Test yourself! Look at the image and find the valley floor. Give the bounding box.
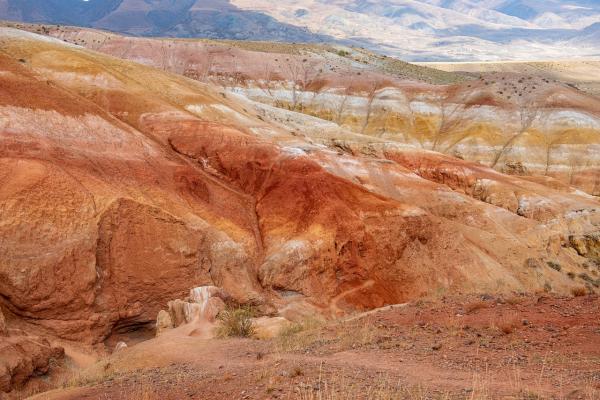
[26,294,600,400]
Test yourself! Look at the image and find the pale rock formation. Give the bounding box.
[113,341,128,353]
[156,287,228,336]
[155,310,174,336]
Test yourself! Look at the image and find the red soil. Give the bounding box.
[30,294,600,400]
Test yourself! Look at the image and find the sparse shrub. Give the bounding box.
[276,317,325,352]
[567,272,576,279]
[579,273,596,285]
[505,295,523,305]
[497,314,519,335]
[215,306,255,338]
[290,365,304,377]
[279,322,305,338]
[465,300,488,314]
[571,286,587,297]
[547,261,561,272]
[499,322,515,335]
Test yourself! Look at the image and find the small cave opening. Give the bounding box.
[104,318,156,352]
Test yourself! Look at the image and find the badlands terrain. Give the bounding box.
[0,22,599,399]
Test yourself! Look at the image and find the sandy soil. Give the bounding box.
[29,294,600,400]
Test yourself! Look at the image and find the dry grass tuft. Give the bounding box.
[505,295,524,306]
[275,317,325,352]
[571,286,587,297]
[294,372,407,400]
[496,313,520,335]
[465,300,489,314]
[216,306,255,338]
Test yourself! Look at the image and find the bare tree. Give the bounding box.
[541,130,564,176]
[375,105,393,137]
[334,86,353,125]
[566,153,590,186]
[199,51,215,83]
[284,57,322,111]
[491,97,542,169]
[430,90,474,152]
[361,80,384,134]
[182,51,214,83]
[211,54,245,90]
[256,61,278,101]
[335,91,350,125]
[394,89,420,146]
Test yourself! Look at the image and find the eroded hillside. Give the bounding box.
[0,27,599,396]
[15,22,600,196]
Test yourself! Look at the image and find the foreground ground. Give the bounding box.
[24,294,600,400]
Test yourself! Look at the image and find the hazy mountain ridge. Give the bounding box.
[0,0,331,42]
[0,0,600,61]
[229,0,600,60]
[1,0,599,60]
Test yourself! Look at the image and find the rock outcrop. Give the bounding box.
[156,286,228,336]
[0,334,64,393]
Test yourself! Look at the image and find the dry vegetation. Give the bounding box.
[19,294,600,400]
[215,306,255,338]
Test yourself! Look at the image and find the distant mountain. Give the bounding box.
[1,0,599,61]
[227,0,600,60]
[0,0,330,42]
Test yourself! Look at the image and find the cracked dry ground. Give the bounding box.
[34,294,600,400]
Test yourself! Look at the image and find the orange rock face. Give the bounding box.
[0,28,599,392]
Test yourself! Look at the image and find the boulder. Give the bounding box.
[0,335,64,392]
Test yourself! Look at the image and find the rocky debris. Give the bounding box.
[0,334,64,393]
[156,287,228,336]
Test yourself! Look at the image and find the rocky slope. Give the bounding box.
[0,27,599,394]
